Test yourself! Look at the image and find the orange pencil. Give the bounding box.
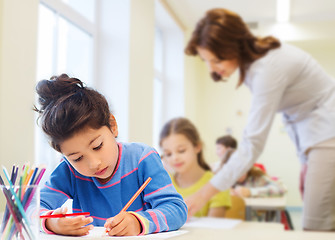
[121,177,152,212]
[105,177,152,233]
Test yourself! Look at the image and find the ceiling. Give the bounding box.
[164,0,335,30]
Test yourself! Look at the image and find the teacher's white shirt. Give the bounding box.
[211,43,335,191]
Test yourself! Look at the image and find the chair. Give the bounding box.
[225,195,246,220]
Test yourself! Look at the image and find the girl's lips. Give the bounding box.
[174,163,184,168]
[95,167,108,176]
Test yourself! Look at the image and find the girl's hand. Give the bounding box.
[45,207,94,236]
[104,212,141,236]
[234,186,251,197]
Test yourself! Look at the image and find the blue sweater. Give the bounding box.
[40,142,187,234]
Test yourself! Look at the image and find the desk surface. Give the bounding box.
[244,196,287,210]
[175,227,335,240]
[2,213,334,240]
[39,219,334,240]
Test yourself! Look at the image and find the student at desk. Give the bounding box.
[219,150,287,223]
[33,74,187,236]
[231,164,286,198]
[216,150,286,198]
[159,117,231,218]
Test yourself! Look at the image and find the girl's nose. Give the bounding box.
[89,157,102,170]
[171,153,178,161]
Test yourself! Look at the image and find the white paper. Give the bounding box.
[82,227,188,239]
[41,227,187,239]
[183,217,241,229]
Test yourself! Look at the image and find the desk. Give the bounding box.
[244,196,287,222]
[40,220,284,239]
[1,214,334,240]
[174,227,335,240]
[39,221,335,240]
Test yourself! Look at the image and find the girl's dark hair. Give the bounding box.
[216,135,237,149]
[214,148,235,174]
[159,117,211,171]
[185,8,281,86]
[33,74,111,152]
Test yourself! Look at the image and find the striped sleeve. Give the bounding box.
[135,147,187,234]
[40,161,74,212]
[39,210,55,234]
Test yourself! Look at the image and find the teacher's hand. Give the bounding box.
[233,186,251,198]
[185,183,220,217]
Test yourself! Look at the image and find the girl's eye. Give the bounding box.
[93,142,103,151]
[73,156,83,162]
[179,149,186,153]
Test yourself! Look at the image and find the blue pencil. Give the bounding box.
[28,167,39,185]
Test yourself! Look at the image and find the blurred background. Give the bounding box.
[1,1,335,224]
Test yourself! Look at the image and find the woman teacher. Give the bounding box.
[185,8,335,231]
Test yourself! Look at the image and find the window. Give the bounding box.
[153,1,185,151]
[35,0,95,182]
[153,28,164,150]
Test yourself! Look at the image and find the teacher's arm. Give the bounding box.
[185,182,220,217]
[186,62,288,216]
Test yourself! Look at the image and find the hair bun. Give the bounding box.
[36,73,85,111]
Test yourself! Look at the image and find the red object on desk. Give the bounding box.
[253,163,266,173]
[40,212,90,219]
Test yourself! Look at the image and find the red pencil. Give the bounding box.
[40,212,90,219]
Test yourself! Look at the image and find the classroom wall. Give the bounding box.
[128,0,155,144]
[183,30,204,122]
[183,24,335,207]
[0,0,39,210]
[95,0,155,145]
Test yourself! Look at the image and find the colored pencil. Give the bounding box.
[40,212,91,219]
[23,168,45,213]
[0,175,24,237]
[2,166,35,239]
[1,166,18,232]
[121,177,152,212]
[1,165,45,240]
[105,177,152,234]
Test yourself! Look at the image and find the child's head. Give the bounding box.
[34,74,119,181]
[215,135,237,159]
[159,117,211,174]
[236,166,265,184]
